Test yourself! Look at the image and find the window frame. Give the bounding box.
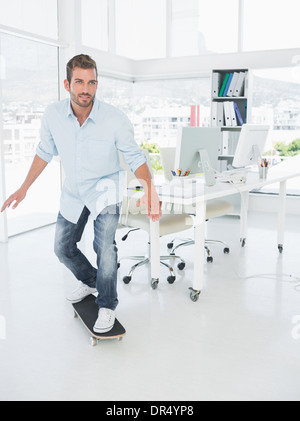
[0,0,61,242]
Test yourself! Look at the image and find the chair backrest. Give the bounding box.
[160,147,176,182]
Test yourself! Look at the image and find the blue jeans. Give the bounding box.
[54,204,120,310]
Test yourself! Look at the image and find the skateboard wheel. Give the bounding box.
[90,337,98,347]
[224,247,230,254]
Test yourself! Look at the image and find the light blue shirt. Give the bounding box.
[36,98,146,223]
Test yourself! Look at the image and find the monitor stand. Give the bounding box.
[249,144,261,165]
[198,149,216,187]
[231,144,262,171]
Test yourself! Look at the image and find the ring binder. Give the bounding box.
[211,69,251,171]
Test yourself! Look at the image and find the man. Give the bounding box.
[1,54,161,333]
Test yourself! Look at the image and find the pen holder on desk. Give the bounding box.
[259,165,269,179]
[171,169,191,178]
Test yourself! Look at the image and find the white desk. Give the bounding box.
[151,165,300,301]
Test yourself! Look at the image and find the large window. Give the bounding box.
[171,0,239,56]
[98,75,210,178]
[1,33,60,236]
[243,0,300,51]
[98,76,134,119]
[81,0,109,51]
[0,0,58,39]
[252,67,300,195]
[99,76,211,146]
[82,0,299,58]
[131,78,211,146]
[115,0,167,60]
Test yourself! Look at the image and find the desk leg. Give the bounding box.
[189,199,206,302]
[240,191,249,247]
[278,180,287,254]
[150,219,160,289]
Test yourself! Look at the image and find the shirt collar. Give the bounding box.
[87,98,98,123]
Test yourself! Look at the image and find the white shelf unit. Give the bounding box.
[211,68,252,170]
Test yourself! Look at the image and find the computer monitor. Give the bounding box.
[174,127,222,175]
[232,124,270,168]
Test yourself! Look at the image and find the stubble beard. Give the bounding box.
[71,91,96,109]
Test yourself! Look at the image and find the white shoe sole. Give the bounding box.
[66,289,97,303]
[93,324,114,334]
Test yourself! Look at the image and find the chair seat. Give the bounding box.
[206,199,234,219]
[179,199,233,219]
[120,212,193,237]
[119,199,232,236]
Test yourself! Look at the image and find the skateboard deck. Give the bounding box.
[72,295,126,346]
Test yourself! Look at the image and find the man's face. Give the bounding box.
[64,67,98,109]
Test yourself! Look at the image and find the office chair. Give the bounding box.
[118,150,194,289]
[160,147,232,262]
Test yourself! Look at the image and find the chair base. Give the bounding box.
[118,253,186,287]
[167,238,230,263]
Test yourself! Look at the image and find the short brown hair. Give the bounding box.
[66,54,98,84]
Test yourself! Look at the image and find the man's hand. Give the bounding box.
[1,154,48,213]
[1,188,27,212]
[134,162,162,222]
[137,184,161,222]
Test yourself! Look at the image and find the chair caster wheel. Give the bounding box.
[151,279,159,289]
[167,275,176,284]
[224,247,230,254]
[123,276,132,284]
[278,245,283,254]
[167,242,174,250]
[189,288,201,302]
[207,256,213,263]
[177,262,185,270]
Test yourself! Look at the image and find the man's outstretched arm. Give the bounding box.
[1,154,48,212]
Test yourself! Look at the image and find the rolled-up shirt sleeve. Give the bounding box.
[115,112,147,174]
[36,108,58,163]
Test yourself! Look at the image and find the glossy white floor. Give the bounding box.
[0,211,300,401]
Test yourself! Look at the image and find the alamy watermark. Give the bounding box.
[0,315,6,340]
[94,172,202,221]
[0,55,6,80]
[291,315,300,340]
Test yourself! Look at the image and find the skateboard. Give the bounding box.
[72,295,126,346]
